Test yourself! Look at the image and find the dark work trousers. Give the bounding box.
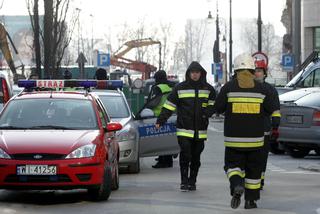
[261,134,270,187]
[178,137,205,185]
[158,155,173,165]
[224,147,264,201]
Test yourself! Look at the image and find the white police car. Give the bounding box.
[92,81,179,173]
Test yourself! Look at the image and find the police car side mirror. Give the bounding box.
[106,122,122,132]
[140,108,155,119]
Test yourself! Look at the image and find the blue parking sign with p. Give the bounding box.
[282,54,294,71]
[97,53,110,67]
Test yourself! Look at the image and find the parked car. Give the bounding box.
[93,87,179,173]
[0,79,122,201]
[278,90,320,158]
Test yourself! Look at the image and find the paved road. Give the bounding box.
[0,119,320,214]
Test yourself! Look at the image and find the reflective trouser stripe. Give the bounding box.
[176,129,207,139]
[272,110,281,117]
[224,136,264,148]
[208,100,215,105]
[261,172,265,180]
[199,93,209,98]
[245,178,261,189]
[227,168,245,179]
[224,141,264,148]
[202,103,208,107]
[176,129,194,138]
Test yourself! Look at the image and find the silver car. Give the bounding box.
[278,90,320,158]
[94,90,179,173]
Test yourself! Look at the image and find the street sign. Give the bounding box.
[97,52,110,68]
[282,53,294,72]
[212,63,223,80]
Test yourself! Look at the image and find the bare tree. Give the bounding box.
[27,0,77,78]
[27,0,41,77]
[241,19,282,76]
[158,21,172,71]
[182,19,208,68]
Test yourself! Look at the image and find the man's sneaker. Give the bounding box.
[180,184,189,192]
[188,184,196,191]
[244,200,258,209]
[230,186,244,209]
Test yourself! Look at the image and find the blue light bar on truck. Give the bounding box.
[18,80,123,89]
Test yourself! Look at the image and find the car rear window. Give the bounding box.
[0,98,98,129]
[99,95,130,118]
[295,92,320,107]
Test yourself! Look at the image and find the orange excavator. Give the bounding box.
[0,23,24,82]
[110,38,161,80]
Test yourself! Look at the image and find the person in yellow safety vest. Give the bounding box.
[254,59,281,190]
[213,53,279,209]
[145,70,176,168]
[156,62,216,191]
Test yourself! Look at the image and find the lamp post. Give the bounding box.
[229,0,233,79]
[208,0,220,83]
[75,8,81,56]
[90,14,94,65]
[257,0,262,52]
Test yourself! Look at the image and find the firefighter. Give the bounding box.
[63,69,72,79]
[156,61,216,191]
[254,59,281,190]
[213,53,279,209]
[145,70,176,168]
[95,68,107,80]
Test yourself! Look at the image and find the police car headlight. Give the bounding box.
[65,144,96,159]
[116,126,136,142]
[0,148,11,159]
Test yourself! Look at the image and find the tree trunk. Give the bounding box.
[33,0,41,78]
[43,0,53,78]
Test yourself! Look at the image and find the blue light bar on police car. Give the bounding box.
[96,80,123,89]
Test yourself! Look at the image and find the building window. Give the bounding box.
[314,27,320,52]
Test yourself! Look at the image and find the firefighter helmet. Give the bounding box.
[254,59,268,77]
[234,53,255,71]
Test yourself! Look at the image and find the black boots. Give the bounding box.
[180,167,189,192]
[188,169,198,191]
[231,186,244,209]
[245,200,258,209]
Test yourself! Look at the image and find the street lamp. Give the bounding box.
[257,0,262,52]
[75,8,81,56]
[207,0,220,83]
[90,14,94,65]
[229,0,233,79]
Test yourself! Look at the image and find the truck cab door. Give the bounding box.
[134,108,179,157]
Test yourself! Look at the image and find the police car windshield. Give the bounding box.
[0,99,98,130]
[99,95,130,118]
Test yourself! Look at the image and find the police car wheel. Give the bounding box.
[88,164,112,201]
[128,158,140,174]
[111,159,119,190]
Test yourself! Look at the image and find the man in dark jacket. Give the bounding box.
[156,61,216,191]
[214,53,279,209]
[145,70,176,168]
[254,59,281,190]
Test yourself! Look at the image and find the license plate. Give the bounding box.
[286,115,303,124]
[17,165,57,175]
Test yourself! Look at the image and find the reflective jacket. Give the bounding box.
[214,72,278,150]
[157,61,216,140]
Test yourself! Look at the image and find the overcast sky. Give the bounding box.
[1,0,286,38]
